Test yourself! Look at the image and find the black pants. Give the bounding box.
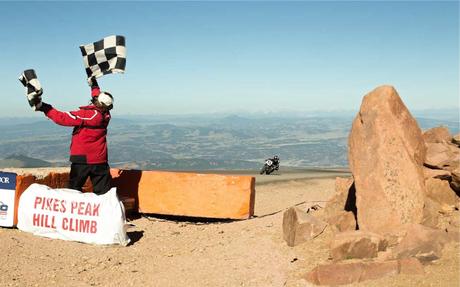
[69,163,111,195]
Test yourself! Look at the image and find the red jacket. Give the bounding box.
[44,87,111,164]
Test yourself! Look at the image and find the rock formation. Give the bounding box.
[302,85,460,285]
[422,126,460,193]
[282,85,460,285]
[348,85,426,234]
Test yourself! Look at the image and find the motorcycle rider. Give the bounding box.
[272,155,280,170]
[260,155,280,175]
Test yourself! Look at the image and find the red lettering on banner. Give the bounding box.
[60,200,66,213]
[32,213,56,229]
[71,202,78,214]
[90,221,97,233]
[78,202,85,215]
[44,214,56,229]
[34,197,43,209]
[70,201,100,216]
[62,217,69,230]
[33,213,40,226]
[50,215,56,228]
[80,219,89,232]
[61,217,98,234]
[53,200,59,212]
[84,204,92,216]
[34,197,68,213]
[46,198,53,210]
[92,204,100,217]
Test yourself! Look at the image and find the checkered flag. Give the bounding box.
[18,69,43,111]
[80,35,126,80]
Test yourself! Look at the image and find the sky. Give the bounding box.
[0,1,458,117]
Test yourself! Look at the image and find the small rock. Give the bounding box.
[424,143,453,168]
[330,231,387,261]
[392,224,448,264]
[425,178,458,206]
[328,211,356,232]
[305,260,399,285]
[323,177,354,220]
[452,133,460,146]
[450,167,460,193]
[423,127,452,144]
[283,207,327,247]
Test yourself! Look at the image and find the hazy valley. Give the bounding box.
[0,109,458,170]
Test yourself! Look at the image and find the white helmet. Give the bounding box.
[97,92,114,109]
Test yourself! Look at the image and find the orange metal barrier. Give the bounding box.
[12,169,255,225]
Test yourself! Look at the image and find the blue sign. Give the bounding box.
[0,172,16,190]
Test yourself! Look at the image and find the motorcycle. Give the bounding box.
[260,158,279,175]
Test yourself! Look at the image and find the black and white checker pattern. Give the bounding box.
[18,69,43,110]
[80,35,126,80]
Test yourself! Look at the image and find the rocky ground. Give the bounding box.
[0,169,458,287]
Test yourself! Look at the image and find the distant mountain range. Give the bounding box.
[0,110,457,170]
[0,154,52,168]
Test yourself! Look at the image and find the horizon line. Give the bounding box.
[0,107,458,119]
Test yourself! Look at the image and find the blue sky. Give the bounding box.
[1,1,458,117]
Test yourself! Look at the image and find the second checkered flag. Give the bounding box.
[80,35,126,81]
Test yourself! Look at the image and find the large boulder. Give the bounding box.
[348,86,426,235]
[282,207,327,247]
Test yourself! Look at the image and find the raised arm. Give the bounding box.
[88,77,101,97]
[40,103,84,127]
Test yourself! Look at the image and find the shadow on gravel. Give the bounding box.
[127,230,144,246]
[141,213,237,225]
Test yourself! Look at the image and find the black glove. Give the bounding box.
[36,102,52,113]
[87,76,99,88]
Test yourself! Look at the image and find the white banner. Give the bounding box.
[18,183,130,246]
